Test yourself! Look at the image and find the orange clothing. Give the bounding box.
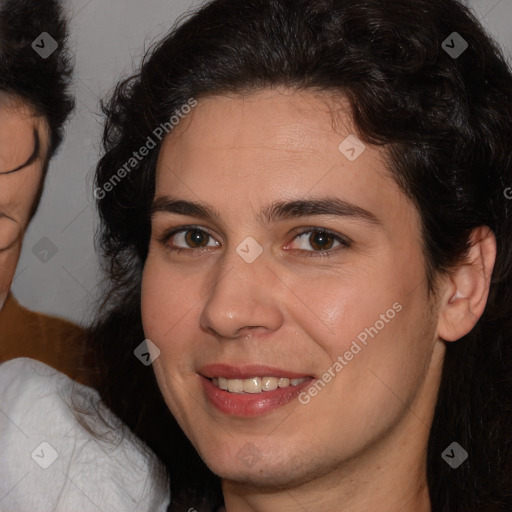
[0,293,97,386]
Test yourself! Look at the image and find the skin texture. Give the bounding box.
[141,88,495,512]
[0,99,48,310]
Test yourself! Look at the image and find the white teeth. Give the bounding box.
[261,376,279,391]
[227,379,244,393]
[278,378,290,388]
[243,377,261,393]
[211,376,306,393]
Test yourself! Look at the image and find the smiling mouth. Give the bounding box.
[210,376,308,394]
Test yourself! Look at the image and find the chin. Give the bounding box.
[201,443,322,490]
[214,463,299,489]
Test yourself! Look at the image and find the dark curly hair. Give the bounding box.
[90,1,512,511]
[0,0,74,158]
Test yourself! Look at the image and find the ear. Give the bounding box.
[437,226,496,342]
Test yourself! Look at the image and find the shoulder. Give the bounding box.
[0,295,97,386]
[0,358,171,512]
[0,293,83,337]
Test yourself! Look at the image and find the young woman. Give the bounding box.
[91,0,512,511]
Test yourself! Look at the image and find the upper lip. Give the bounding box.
[199,363,312,380]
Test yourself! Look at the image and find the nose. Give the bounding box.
[199,245,284,340]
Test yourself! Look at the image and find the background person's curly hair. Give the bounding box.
[90,0,512,510]
[0,0,74,159]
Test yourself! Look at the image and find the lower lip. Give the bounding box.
[201,376,313,417]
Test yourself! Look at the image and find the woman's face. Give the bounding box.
[0,101,48,309]
[142,89,445,489]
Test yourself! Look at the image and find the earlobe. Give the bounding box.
[437,226,496,342]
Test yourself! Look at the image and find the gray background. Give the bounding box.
[11,0,512,326]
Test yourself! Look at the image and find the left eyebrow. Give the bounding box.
[259,198,382,227]
[0,128,40,175]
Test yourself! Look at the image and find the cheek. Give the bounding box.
[291,254,417,358]
[141,258,170,340]
[328,287,433,413]
[141,252,200,351]
[293,252,431,408]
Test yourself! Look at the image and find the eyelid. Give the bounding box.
[0,239,18,252]
[0,218,22,251]
[290,226,352,243]
[0,128,40,175]
[158,224,221,247]
[284,226,352,254]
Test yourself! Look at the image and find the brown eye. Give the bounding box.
[185,229,210,248]
[289,228,350,255]
[164,227,219,252]
[309,231,335,251]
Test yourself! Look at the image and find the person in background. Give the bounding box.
[0,0,95,385]
[0,2,171,510]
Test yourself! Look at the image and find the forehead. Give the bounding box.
[156,89,389,197]
[164,89,351,152]
[154,89,419,242]
[156,90,361,191]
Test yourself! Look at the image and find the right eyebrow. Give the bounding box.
[151,196,222,220]
[0,128,40,175]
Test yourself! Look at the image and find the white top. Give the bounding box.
[0,358,171,511]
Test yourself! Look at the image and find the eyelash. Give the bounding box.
[158,225,351,258]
